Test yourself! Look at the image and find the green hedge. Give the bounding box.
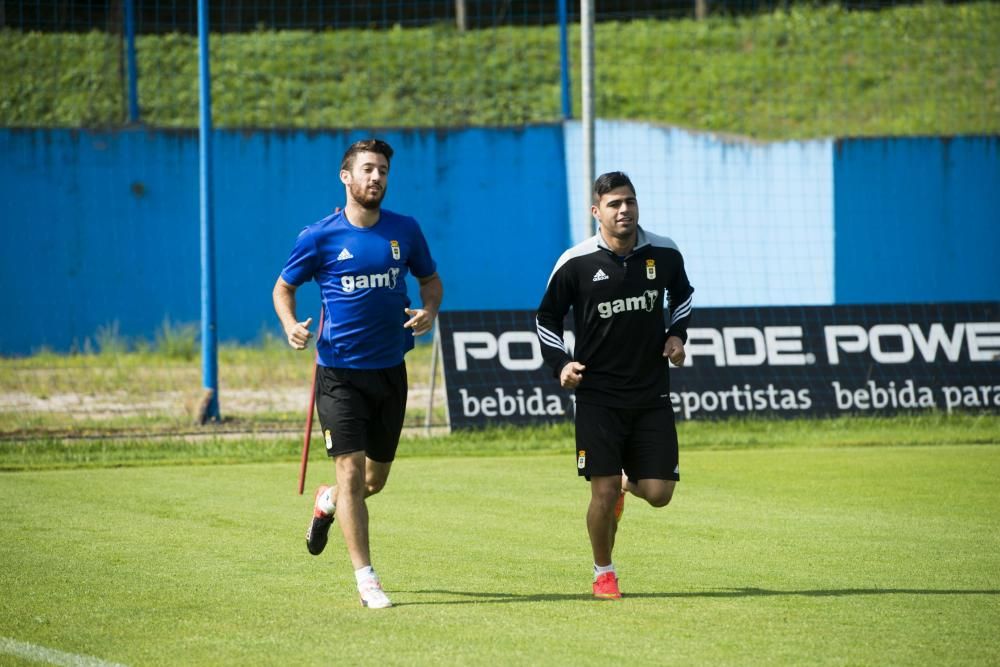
[1,3,998,139]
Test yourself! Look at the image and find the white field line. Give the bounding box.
[0,637,128,667]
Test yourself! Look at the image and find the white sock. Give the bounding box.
[355,566,376,586]
[594,563,616,580]
[317,487,336,515]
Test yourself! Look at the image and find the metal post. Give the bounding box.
[558,0,571,120]
[581,0,595,239]
[198,0,220,422]
[124,0,139,122]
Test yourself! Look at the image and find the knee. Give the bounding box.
[634,479,675,508]
[598,489,620,510]
[591,481,622,512]
[365,478,387,496]
[335,462,366,497]
[646,488,674,508]
[339,474,366,497]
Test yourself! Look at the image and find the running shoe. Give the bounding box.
[305,485,334,556]
[593,572,622,600]
[358,576,393,609]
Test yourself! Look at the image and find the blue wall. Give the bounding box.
[833,136,1000,304]
[1,126,997,356]
[1,129,202,353]
[565,121,835,306]
[0,127,569,354]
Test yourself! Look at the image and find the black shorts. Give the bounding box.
[574,403,680,482]
[315,363,407,463]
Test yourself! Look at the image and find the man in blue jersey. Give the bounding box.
[272,139,443,609]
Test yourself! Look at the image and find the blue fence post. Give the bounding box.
[198,0,220,422]
[558,0,572,119]
[124,0,140,122]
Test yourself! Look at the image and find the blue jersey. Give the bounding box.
[280,208,437,369]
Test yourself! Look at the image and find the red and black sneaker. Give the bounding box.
[305,485,335,556]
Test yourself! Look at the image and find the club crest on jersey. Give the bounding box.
[390,240,401,260]
[646,259,656,279]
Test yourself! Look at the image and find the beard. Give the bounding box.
[350,181,386,210]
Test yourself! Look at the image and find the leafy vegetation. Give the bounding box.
[2,3,998,138]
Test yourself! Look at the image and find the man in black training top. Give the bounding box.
[536,171,694,599]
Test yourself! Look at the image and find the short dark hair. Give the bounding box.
[592,171,636,204]
[341,139,394,172]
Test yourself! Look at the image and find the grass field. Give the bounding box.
[2,442,1000,665]
[3,344,999,664]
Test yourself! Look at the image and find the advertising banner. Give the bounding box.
[438,303,1000,429]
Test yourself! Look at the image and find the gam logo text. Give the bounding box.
[596,290,660,319]
[341,268,400,293]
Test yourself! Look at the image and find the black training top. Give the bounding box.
[535,226,694,409]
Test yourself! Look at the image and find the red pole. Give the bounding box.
[297,306,324,495]
[297,206,338,496]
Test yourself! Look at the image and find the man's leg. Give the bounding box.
[623,406,678,508]
[333,454,393,568]
[589,474,625,599]
[334,451,372,569]
[334,453,395,608]
[364,457,393,498]
[624,478,676,508]
[588,475,623,567]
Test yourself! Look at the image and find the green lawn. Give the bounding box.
[2,445,999,665]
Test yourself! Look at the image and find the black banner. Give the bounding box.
[439,303,1000,429]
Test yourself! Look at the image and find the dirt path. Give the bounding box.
[0,386,445,420]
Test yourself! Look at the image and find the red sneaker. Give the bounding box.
[593,572,622,599]
[305,485,334,556]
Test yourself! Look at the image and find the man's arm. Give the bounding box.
[663,253,694,366]
[272,277,313,350]
[403,272,443,336]
[663,336,686,366]
[536,263,576,383]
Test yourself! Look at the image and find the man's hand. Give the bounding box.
[403,308,435,336]
[285,317,313,350]
[663,335,685,366]
[560,361,586,389]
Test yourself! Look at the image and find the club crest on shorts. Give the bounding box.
[646,259,656,280]
[390,240,401,260]
[577,450,586,469]
[324,429,333,450]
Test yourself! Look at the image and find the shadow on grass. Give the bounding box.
[395,587,1000,606]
